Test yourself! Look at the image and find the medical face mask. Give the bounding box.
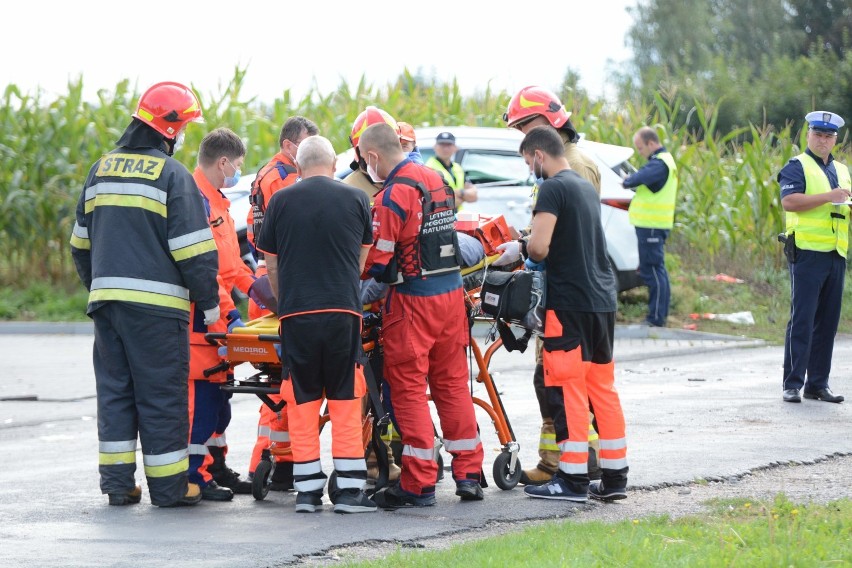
[533,155,548,182]
[367,155,384,184]
[223,159,241,188]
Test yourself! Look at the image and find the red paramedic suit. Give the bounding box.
[363,158,484,497]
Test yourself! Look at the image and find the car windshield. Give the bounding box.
[419,148,532,186]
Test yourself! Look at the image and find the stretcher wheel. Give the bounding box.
[436,452,444,483]
[493,451,522,490]
[328,472,339,496]
[253,460,272,500]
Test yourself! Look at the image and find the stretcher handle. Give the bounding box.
[203,361,230,378]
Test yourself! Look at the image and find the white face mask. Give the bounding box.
[367,155,384,184]
[533,154,547,181]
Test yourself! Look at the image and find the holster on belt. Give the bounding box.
[778,231,797,264]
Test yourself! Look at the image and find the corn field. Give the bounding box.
[0,69,849,287]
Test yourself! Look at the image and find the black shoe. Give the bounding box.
[332,489,377,514]
[783,389,802,403]
[803,388,844,403]
[201,481,234,501]
[108,485,142,506]
[372,483,436,509]
[269,462,294,492]
[589,481,627,502]
[295,492,323,513]
[455,480,484,501]
[212,465,252,494]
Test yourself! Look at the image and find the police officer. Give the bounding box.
[424,131,478,205]
[622,126,679,328]
[70,82,219,507]
[778,111,849,404]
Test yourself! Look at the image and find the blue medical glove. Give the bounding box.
[525,258,546,271]
[226,309,244,333]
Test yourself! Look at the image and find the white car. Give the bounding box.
[225,126,642,292]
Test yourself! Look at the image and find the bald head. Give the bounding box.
[358,123,406,182]
[295,135,337,179]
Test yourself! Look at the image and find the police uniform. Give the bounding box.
[778,111,849,403]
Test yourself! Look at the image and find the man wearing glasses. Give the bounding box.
[778,111,849,404]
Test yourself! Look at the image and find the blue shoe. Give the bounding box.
[524,476,587,502]
[589,481,627,502]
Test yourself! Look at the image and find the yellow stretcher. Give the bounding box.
[205,253,525,497]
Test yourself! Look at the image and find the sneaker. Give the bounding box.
[589,481,627,502]
[295,492,323,513]
[158,483,202,508]
[524,477,588,502]
[372,483,436,509]
[108,485,142,506]
[200,481,234,502]
[332,489,377,514]
[455,480,484,501]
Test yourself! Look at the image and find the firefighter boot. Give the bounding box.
[520,418,559,486]
[208,446,252,494]
[269,461,294,492]
[366,441,401,484]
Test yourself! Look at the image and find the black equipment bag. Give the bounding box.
[480,269,545,352]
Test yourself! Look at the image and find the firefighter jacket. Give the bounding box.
[785,153,851,258]
[364,159,462,297]
[246,151,299,249]
[70,121,219,321]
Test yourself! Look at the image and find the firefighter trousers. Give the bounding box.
[93,303,190,506]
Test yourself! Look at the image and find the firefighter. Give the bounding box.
[188,128,275,499]
[255,135,376,513]
[245,116,319,491]
[359,123,485,508]
[498,85,603,486]
[778,111,848,404]
[516,126,628,502]
[343,106,401,200]
[70,82,218,507]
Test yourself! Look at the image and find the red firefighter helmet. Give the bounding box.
[349,106,399,150]
[503,85,571,129]
[132,81,204,138]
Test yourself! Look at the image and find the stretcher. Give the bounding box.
[206,226,525,496]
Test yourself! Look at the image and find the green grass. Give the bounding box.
[343,496,851,567]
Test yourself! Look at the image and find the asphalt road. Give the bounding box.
[1,324,849,567]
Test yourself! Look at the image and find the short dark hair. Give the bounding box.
[198,128,246,167]
[519,125,564,158]
[279,116,319,147]
[635,126,660,145]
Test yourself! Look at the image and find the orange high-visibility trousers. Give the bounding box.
[542,309,628,493]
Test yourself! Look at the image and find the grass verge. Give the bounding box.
[343,495,851,567]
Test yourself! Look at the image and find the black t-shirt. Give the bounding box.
[256,176,372,318]
[533,169,617,312]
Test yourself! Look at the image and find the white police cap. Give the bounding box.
[805,111,845,133]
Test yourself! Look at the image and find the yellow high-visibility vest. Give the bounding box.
[785,153,851,258]
[628,151,678,229]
